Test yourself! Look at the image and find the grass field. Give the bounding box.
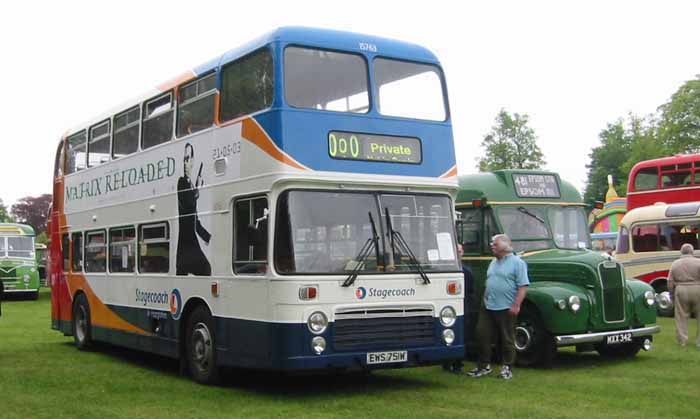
[0,290,698,419]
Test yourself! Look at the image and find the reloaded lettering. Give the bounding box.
[65,157,176,202]
[367,287,416,299]
[135,288,169,306]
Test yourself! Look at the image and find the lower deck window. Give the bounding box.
[85,231,106,272]
[109,227,135,273]
[139,223,169,273]
[233,196,268,274]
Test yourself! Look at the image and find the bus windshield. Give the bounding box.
[496,206,589,252]
[275,191,459,274]
[548,207,590,249]
[3,236,35,258]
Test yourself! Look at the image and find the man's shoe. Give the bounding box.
[497,365,513,380]
[466,365,492,378]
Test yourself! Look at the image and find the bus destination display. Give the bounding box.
[328,131,421,164]
[512,174,561,198]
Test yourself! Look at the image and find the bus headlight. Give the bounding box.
[311,336,326,354]
[440,306,457,327]
[442,329,455,346]
[23,274,30,282]
[556,299,567,310]
[568,295,581,313]
[307,311,328,335]
[644,291,656,307]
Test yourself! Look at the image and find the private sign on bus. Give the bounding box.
[47,27,464,384]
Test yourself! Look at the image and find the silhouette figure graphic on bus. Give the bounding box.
[176,142,212,276]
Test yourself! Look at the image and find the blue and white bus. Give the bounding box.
[49,27,463,383]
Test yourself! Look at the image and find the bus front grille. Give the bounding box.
[333,305,435,351]
[599,263,625,322]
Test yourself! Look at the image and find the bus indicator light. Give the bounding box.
[446,281,461,296]
[299,286,318,301]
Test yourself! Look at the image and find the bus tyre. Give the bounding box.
[515,307,556,367]
[72,293,93,350]
[185,306,220,385]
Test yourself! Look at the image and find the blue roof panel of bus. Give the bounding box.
[198,26,441,75]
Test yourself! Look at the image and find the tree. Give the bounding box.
[0,198,11,222]
[477,109,546,172]
[584,114,665,203]
[10,194,52,235]
[658,76,700,153]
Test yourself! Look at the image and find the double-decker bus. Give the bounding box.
[0,223,40,300]
[48,27,464,383]
[456,171,659,365]
[614,201,700,316]
[627,154,700,211]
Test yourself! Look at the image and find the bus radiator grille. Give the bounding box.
[599,263,625,322]
[333,305,435,351]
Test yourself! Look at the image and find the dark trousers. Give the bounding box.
[476,306,516,367]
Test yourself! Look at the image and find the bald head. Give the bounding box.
[680,243,694,256]
[490,234,514,258]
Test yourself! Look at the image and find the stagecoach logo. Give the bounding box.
[356,287,417,300]
[170,289,182,320]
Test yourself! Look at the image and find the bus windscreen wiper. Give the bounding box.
[342,212,380,287]
[517,206,545,224]
[384,208,430,285]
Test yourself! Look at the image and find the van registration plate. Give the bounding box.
[366,351,408,365]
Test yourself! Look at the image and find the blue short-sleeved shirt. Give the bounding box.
[484,254,530,310]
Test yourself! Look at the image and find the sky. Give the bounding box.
[1,0,699,208]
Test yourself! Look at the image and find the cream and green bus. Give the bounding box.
[0,223,40,299]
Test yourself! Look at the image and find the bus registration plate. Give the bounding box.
[366,350,408,365]
[606,332,632,345]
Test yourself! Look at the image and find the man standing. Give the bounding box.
[668,243,700,347]
[468,234,529,380]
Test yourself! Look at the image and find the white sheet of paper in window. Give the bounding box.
[436,232,455,260]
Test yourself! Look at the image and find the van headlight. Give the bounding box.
[440,306,457,327]
[568,295,581,313]
[644,290,656,307]
[307,311,328,335]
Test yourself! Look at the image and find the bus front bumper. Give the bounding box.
[555,325,661,347]
[280,345,465,371]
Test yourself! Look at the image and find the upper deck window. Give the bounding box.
[374,58,446,121]
[661,171,692,188]
[142,92,174,150]
[220,48,273,122]
[88,120,111,167]
[66,131,87,174]
[284,47,369,113]
[633,167,658,191]
[177,73,216,137]
[113,106,140,159]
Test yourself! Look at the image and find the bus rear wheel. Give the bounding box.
[185,306,220,385]
[72,293,93,350]
[515,307,556,367]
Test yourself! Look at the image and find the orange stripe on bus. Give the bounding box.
[440,165,458,178]
[66,273,150,336]
[241,118,309,171]
[158,71,196,92]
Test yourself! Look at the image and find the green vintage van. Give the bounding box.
[0,223,40,300]
[457,171,659,365]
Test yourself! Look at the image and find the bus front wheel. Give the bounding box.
[185,306,220,385]
[72,293,93,350]
[515,307,556,367]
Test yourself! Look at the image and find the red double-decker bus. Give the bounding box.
[626,154,700,211]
